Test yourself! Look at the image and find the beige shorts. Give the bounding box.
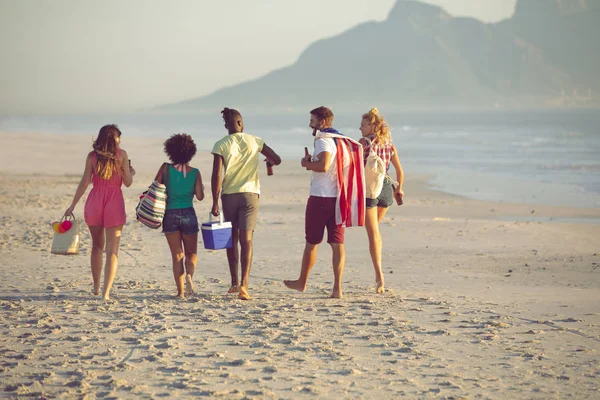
[221,193,259,230]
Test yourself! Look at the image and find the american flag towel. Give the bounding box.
[316,130,366,227]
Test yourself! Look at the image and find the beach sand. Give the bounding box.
[1,132,599,398]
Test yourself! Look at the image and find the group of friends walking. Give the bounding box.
[64,106,404,301]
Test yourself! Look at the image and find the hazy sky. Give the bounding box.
[0,0,516,114]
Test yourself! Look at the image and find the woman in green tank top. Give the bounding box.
[154,134,205,298]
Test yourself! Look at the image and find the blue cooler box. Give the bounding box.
[201,214,233,250]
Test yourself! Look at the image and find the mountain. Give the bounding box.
[157,0,600,114]
[503,0,600,89]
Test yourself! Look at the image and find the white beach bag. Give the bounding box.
[364,137,386,199]
[51,214,81,255]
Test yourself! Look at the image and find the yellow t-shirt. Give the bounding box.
[211,132,265,195]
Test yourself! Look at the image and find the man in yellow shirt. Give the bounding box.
[211,107,281,300]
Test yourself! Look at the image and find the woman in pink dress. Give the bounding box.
[64,125,135,300]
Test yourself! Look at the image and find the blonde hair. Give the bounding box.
[93,124,121,180]
[362,107,391,144]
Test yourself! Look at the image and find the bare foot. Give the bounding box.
[227,285,240,294]
[330,288,343,299]
[174,292,185,299]
[376,280,385,294]
[103,296,118,304]
[185,275,195,296]
[284,279,306,292]
[238,286,251,300]
[92,288,100,296]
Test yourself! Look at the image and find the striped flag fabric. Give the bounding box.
[316,131,366,227]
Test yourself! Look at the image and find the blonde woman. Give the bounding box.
[359,108,404,294]
[64,125,135,300]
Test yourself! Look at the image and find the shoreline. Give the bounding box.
[2,131,600,212]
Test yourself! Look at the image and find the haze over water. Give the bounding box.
[2,108,599,209]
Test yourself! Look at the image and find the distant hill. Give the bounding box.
[156,0,600,114]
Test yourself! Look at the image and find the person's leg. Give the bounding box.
[377,206,389,223]
[88,226,105,295]
[181,233,198,296]
[237,194,259,300]
[284,242,318,292]
[165,231,185,298]
[365,206,384,293]
[238,229,253,300]
[330,243,345,298]
[325,198,345,298]
[284,196,324,292]
[102,225,123,300]
[84,191,104,295]
[179,208,199,296]
[222,194,240,293]
[226,228,240,292]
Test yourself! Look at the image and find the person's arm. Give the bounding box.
[302,138,334,172]
[120,149,134,187]
[64,152,94,216]
[154,163,167,183]
[260,143,281,166]
[302,151,331,173]
[211,154,223,216]
[390,145,404,195]
[194,169,205,201]
[359,138,368,165]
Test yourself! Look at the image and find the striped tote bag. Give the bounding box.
[136,163,169,229]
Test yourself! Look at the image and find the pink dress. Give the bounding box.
[84,151,126,228]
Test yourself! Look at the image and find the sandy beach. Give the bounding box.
[1,132,599,399]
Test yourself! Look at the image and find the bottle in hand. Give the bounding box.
[395,192,403,205]
[393,186,403,205]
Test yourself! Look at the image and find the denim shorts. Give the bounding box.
[162,207,199,235]
[366,177,394,209]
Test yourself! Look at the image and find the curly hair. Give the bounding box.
[362,108,391,144]
[163,133,197,164]
[93,124,121,180]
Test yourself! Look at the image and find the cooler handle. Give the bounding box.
[208,213,224,225]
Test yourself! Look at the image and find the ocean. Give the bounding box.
[2,109,599,208]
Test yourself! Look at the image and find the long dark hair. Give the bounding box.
[93,124,121,180]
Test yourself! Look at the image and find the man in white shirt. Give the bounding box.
[284,106,346,298]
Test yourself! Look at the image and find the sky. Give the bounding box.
[0,0,517,115]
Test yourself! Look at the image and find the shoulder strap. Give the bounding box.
[363,137,377,155]
[162,163,170,189]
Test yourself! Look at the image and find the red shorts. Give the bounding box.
[305,196,345,244]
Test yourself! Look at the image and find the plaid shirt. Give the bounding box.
[363,135,394,172]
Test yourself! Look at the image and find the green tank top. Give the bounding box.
[165,165,198,210]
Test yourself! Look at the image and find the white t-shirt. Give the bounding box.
[309,137,338,197]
